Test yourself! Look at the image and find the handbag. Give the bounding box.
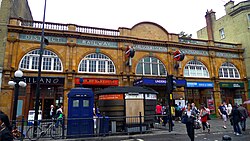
[193,119,201,129]
[181,114,188,124]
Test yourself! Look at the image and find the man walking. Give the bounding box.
[238,104,248,131]
[218,102,228,129]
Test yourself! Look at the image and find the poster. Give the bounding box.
[207,99,215,111]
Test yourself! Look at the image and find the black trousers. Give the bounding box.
[186,122,194,141]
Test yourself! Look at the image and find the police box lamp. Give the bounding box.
[8,69,27,127]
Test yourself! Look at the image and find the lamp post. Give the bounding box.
[8,70,27,128]
[33,0,48,137]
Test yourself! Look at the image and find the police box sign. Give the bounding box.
[24,77,64,84]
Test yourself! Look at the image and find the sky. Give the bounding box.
[27,0,245,38]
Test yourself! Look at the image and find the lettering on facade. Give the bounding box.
[216,52,239,58]
[77,39,118,48]
[133,44,167,52]
[24,77,64,84]
[19,34,67,44]
[180,48,209,56]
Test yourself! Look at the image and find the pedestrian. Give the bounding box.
[0,112,13,141]
[155,103,162,124]
[227,103,232,116]
[218,101,228,129]
[199,104,210,133]
[50,105,55,119]
[183,103,196,141]
[55,105,65,129]
[237,104,248,131]
[191,103,199,115]
[231,104,242,136]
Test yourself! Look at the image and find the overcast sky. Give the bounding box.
[27,0,244,38]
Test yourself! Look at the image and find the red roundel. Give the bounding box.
[173,50,181,61]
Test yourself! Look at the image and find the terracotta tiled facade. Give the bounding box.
[0,18,248,119]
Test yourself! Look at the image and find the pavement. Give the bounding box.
[31,118,250,141]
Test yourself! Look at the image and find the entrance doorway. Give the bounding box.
[44,99,54,119]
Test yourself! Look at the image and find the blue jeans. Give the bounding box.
[55,118,65,129]
[240,119,246,131]
[233,122,241,134]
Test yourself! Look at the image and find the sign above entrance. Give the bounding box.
[75,78,119,86]
[133,78,186,87]
[24,77,64,84]
[219,82,244,88]
[186,82,214,88]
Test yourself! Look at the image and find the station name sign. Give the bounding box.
[19,34,67,44]
[77,39,118,48]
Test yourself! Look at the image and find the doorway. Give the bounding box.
[43,99,54,119]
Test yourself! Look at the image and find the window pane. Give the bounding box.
[223,68,228,77]
[98,60,105,72]
[159,64,166,75]
[229,69,234,77]
[73,100,79,107]
[144,63,150,75]
[152,64,158,75]
[89,60,96,72]
[83,100,89,107]
[219,69,223,77]
[136,63,143,74]
[31,56,39,69]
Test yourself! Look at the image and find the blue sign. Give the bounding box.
[186,82,214,88]
[133,78,186,87]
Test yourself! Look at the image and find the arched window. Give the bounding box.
[136,57,166,76]
[20,49,63,72]
[184,60,209,78]
[219,62,240,79]
[78,53,115,74]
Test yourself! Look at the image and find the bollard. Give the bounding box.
[222,135,231,141]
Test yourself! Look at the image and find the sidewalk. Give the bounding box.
[38,118,250,141]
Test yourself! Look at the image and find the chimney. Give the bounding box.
[224,0,234,14]
[205,9,216,41]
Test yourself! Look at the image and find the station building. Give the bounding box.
[0,18,247,119]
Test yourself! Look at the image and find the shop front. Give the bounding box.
[74,77,119,105]
[186,82,214,112]
[219,82,245,105]
[133,78,186,104]
[21,77,65,119]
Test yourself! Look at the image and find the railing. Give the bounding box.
[21,20,68,31]
[76,26,120,36]
[13,18,120,36]
[12,114,171,140]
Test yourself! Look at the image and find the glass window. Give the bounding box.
[20,49,63,72]
[219,28,225,39]
[219,62,240,79]
[83,100,89,107]
[73,100,79,107]
[136,57,166,76]
[184,60,209,78]
[78,53,115,74]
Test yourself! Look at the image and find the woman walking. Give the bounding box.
[183,103,196,141]
[199,104,210,133]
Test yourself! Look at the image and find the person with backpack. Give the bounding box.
[55,105,65,129]
[199,104,210,133]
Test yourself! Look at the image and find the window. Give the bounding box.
[248,14,250,22]
[20,49,63,72]
[219,28,225,39]
[184,60,209,78]
[136,57,166,76]
[219,62,240,79]
[78,53,115,74]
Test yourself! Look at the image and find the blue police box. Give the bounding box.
[67,88,94,138]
